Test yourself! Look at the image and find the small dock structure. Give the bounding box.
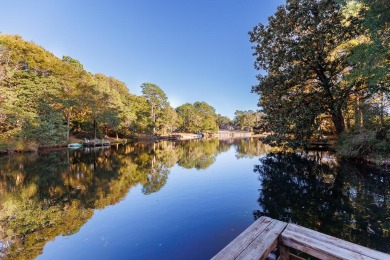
[212,217,389,260]
[168,133,203,140]
[83,139,110,147]
[213,131,252,139]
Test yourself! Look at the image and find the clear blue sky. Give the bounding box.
[1,0,284,119]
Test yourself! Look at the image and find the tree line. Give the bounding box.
[250,0,389,160]
[0,34,261,153]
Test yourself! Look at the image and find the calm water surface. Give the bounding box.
[0,139,388,259]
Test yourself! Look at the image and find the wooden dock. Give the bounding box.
[212,217,389,260]
[83,139,110,147]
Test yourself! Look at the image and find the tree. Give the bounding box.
[141,83,169,134]
[216,114,231,128]
[129,95,151,134]
[60,55,88,141]
[176,103,201,133]
[176,101,218,133]
[345,0,389,89]
[234,110,260,131]
[62,56,84,71]
[249,0,362,146]
[23,103,68,146]
[344,0,390,128]
[156,105,178,135]
[97,109,121,137]
[1,34,190,149]
[194,101,218,132]
[0,43,19,81]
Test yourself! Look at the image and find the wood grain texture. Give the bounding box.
[212,217,273,260]
[279,244,290,260]
[281,224,390,260]
[212,218,390,260]
[236,219,287,260]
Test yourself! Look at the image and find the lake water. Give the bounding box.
[0,139,388,259]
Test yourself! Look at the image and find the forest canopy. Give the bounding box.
[0,34,234,153]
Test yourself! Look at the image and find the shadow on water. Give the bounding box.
[253,152,389,253]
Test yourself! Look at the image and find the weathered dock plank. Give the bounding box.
[280,224,390,260]
[212,217,286,260]
[213,217,390,260]
[236,219,287,260]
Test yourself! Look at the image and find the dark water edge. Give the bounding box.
[0,139,388,259]
[253,152,389,253]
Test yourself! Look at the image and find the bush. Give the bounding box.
[337,128,390,163]
[0,138,38,154]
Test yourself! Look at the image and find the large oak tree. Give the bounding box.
[250,0,362,146]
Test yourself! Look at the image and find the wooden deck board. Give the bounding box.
[236,219,287,260]
[281,229,374,260]
[287,224,389,259]
[280,224,390,260]
[212,217,390,260]
[212,217,274,260]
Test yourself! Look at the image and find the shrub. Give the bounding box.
[337,128,390,163]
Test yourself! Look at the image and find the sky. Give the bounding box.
[0,0,284,119]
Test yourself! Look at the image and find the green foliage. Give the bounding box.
[141,83,169,134]
[250,0,363,145]
[156,105,179,135]
[233,110,261,131]
[216,114,231,127]
[0,33,237,151]
[129,95,151,134]
[337,127,390,161]
[345,0,389,89]
[62,56,84,71]
[250,0,388,159]
[22,103,68,146]
[194,101,218,132]
[0,35,167,148]
[176,101,218,133]
[176,103,202,133]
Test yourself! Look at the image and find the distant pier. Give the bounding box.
[83,139,110,147]
[166,131,253,140]
[213,130,252,139]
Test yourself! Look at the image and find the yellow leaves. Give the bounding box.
[341,0,366,25]
[20,183,38,200]
[328,35,369,62]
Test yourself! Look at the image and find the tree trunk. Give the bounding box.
[67,108,71,142]
[94,119,97,139]
[346,114,351,130]
[380,93,384,126]
[354,95,361,128]
[331,108,345,136]
[151,105,156,134]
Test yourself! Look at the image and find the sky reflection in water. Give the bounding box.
[0,139,388,259]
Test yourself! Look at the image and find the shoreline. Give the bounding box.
[1,135,388,171]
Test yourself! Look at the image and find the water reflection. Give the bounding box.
[254,152,389,253]
[0,140,388,259]
[0,138,267,259]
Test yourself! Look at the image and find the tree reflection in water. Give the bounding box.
[254,152,389,253]
[0,139,259,259]
[1,140,387,258]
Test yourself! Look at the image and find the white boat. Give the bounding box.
[68,143,82,148]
